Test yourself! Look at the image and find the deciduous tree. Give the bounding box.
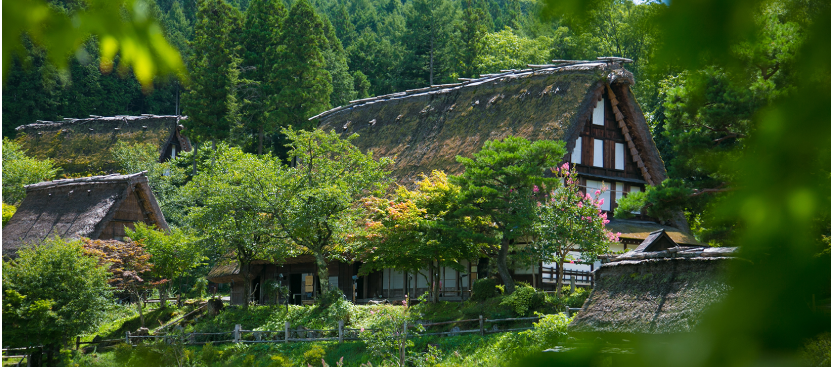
[3,238,111,365]
[452,136,565,295]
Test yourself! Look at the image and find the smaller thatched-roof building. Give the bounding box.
[2,172,168,258]
[569,230,738,335]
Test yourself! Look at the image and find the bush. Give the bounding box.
[471,278,502,301]
[113,343,133,364]
[2,203,16,226]
[563,287,590,308]
[499,284,545,316]
[304,344,327,366]
[201,342,221,364]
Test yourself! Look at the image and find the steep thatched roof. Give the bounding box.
[606,219,701,246]
[2,172,168,257]
[15,115,190,174]
[569,245,738,335]
[314,60,667,186]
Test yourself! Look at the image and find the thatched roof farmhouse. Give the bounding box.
[14,115,191,174]
[2,172,168,258]
[313,58,688,242]
[569,230,738,335]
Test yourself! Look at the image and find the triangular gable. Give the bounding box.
[633,229,678,252]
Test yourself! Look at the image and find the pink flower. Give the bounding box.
[577,202,583,208]
[361,327,365,332]
[585,193,592,200]
[533,185,539,193]
[595,190,601,196]
[603,219,610,224]
[562,162,569,171]
[598,198,604,206]
[537,201,542,207]
[570,260,574,264]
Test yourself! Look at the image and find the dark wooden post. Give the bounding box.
[479,315,485,336]
[75,336,80,350]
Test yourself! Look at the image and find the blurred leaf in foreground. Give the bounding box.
[3,0,186,90]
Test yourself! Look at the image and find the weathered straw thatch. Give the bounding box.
[570,230,737,335]
[2,172,168,258]
[606,219,701,246]
[15,115,190,174]
[314,60,667,186]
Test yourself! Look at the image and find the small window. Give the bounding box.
[571,137,582,164]
[586,180,611,211]
[593,139,603,168]
[592,97,605,126]
[615,143,624,170]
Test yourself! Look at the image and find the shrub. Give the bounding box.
[267,355,288,367]
[201,342,221,364]
[499,284,545,316]
[564,287,590,308]
[2,203,16,226]
[304,344,327,366]
[471,278,502,301]
[113,343,133,364]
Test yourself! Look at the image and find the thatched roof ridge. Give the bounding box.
[15,115,189,174]
[313,60,666,186]
[569,246,739,335]
[2,172,168,257]
[606,219,701,246]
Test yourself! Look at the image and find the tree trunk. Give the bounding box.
[258,126,264,155]
[137,292,146,328]
[429,37,434,86]
[314,253,330,295]
[428,262,435,303]
[211,139,217,167]
[242,260,251,309]
[159,284,167,308]
[496,237,515,295]
[556,258,565,298]
[192,143,198,176]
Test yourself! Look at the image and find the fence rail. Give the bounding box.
[123,311,578,347]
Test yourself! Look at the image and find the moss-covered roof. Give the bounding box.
[570,246,738,335]
[2,172,168,257]
[314,61,657,186]
[15,115,187,175]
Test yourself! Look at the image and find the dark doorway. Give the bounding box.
[289,274,302,305]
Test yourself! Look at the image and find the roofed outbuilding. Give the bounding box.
[2,172,168,258]
[569,232,737,335]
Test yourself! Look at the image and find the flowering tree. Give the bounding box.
[531,163,618,296]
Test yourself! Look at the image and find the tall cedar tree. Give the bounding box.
[271,0,332,131]
[241,0,286,154]
[182,0,242,154]
[322,18,357,108]
[452,137,565,295]
[403,0,456,87]
[459,0,492,78]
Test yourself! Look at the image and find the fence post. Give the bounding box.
[479,315,484,336]
[570,277,575,293]
[234,324,241,343]
[399,320,407,367]
[126,331,131,345]
[284,321,290,343]
[75,336,80,350]
[338,320,344,344]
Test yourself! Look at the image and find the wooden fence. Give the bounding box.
[123,308,583,346]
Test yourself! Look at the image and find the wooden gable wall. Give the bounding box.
[98,185,152,240]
